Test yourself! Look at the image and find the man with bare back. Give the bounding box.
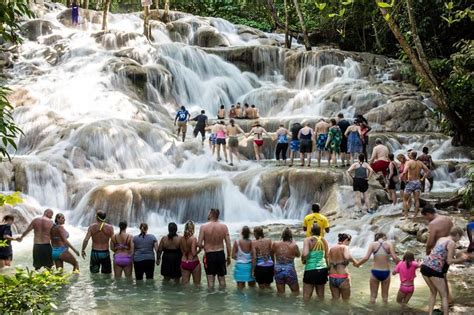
[20,209,54,270]
[315,119,330,167]
[198,208,232,289]
[401,151,430,219]
[81,210,114,274]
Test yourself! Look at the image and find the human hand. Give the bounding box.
[226,257,231,266]
[73,248,80,256]
[81,250,87,259]
[15,236,22,242]
[156,258,161,266]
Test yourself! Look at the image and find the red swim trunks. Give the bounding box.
[370,160,390,176]
[254,139,264,147]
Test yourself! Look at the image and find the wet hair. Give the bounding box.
[330,118,337,125]
[139,223,148,238]
[358,153,365,162]
[184,220,195,238]
[282,227,293,241]
[337,113,344,118]
[54,213,64,225]
[279,124,284,127]
[338,233,352,243]
[119,221,127,234]
[220,105,224,109]
[397,153,406,162]
[450,226,464,238]
[180,106,185,110]
[403,251,415,269]
[375,138,383,145]
[244,103,249,108]
[230,119,235,127]
[231,105,235,108]
[374,232,386,241]
[311,224,321,237]
[422,147,429,154]
[168,222,178,240]
[201,110,205,114]
[409,151,418,159]
[312,203,321,213]
[251,104,256,108]
[388,153,395,161]
[241,226,250,240]
[421,206,436,215]
[96,210,106,222]
[2,215,14,222]
[253,226,264,239]
[209,208,220,219]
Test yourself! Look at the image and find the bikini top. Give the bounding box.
[114,234,131,250]
[51,224,69,241]
[329,246,350,268]
[373,241,390,257]
[236,240,252,264]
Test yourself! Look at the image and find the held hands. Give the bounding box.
[156,258,161,266]
[226,256,231,266]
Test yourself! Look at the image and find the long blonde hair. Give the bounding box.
[184,220,195,238]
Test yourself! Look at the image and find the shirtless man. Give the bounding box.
[247,123,271,161]
[198,209,232,289]
[20,209,54,270]
[81,210,114,274]
[315,118,330,167]
[250,105,259,119]
[244,104,252,119]
[298,123,314,167]
[401,151,430,219]
[235,103,243,119]
[369,138,390,186]
[226,119,245,166]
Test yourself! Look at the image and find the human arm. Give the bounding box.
[302,217,307,232]
[19,220,35,241]
[197,225,204,252]
[224,227,232,266]
[294,242,301,258]
[156,237,164,265]
[388,162,395,179]
[347,164,356,178]
[301,238,309,264]
[128,235,134,256]
[60,227,79,256]
[425,225,437,255]
[388,242,400,264]
[110,235,116,253]
[323,239,329,266]
[251,241,256,276]
[392,262,400,275]
[447,240,470,265]
[269,240,275,263]
[232,240,238,260]
[81,226,92,259]
[324,217,330,234]
[354,244,372,267]
[420,162,430,180]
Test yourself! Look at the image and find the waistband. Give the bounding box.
[329,273,349,279]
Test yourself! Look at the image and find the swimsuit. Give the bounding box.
[181,259,200,271]
[316,134,328,151]
[255,255,274,284]
[113,235,133,267]
[228,136,239,148]
[404,180,422,194]
[90,249,112,274]
[329,273,349,288]
[216,129,226,145]
[290,140,300,152]
[303,236,328,285]
[299,131,313,153]
[33,243,53,269]
[353,163,369,193]
[254,139,264,147]
[209,133,217,145]
[204,250,227,276]
[0,224,13,260]
[328,126,342,153]
[347,131,362,153]
[233,242,254,282]
[370,241,390,281]
[274,261,298,286]
[161,248,182,278]
[370,160,390,176]
[421,240,450,278]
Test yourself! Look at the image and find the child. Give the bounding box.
[392,252,419,304]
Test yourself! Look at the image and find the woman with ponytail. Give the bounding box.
[133,223,158,280]
[157,222,182,282]
[110,221,134,278]
[50,213,80,272]
[180,220,201,285]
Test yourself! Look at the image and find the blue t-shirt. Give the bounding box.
[0,224,13,256]
[176,110,189,122]
[133,234,157,262]
[468,221,474,231]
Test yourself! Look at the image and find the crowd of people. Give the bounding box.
[1,206,473,313]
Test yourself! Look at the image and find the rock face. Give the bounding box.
[21,20,56,41]
[192,26,230,48]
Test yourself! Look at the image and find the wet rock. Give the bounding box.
[21,19,56,41]
[284,50,347,82]
[92,30,145,50]
[106,57,147,90]
[398,221,427,235]
[166,21,191,43]
[0,51,14,69]
[6,87,37,107]
[417,227,429,243]
[57,8,101,27]
[236,25,267,38]
[40,34,63,46]
[192,26,230,48]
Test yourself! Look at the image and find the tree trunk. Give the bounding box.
[292,0,311,51]
[143,5,151,39]
[155,0,159,11]
[162,0,170,23]
[84,0,89,10]
[102,0,111,31]
[284,0,290,48]
[378,5,467,145]
[265,0,281,32]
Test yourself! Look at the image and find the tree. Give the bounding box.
[102,0,112,31]
[143,4,151,39]
[284,0,290,48]
[292,0,311,50]
[162,0,170,23]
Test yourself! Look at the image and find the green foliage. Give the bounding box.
[0,191,23,207]
[0,86,23,161]
[0,268,68,313]
[0,0,35,44]
[461,163,474,209]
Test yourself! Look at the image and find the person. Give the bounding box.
[180,220,201,285]
[19,209,54,270]
[302,203,329,238]
[302,224,328,300]
[217,105,225,119]
[229,105,237,119]
[243,103,251,119]
[110,221,134,278]
[298,122,314,167]
[226,119,245,166]
[275,124,290,166]
[421,227,470,315]
[347,154,374,212]
[289,122,303,167]
[50,213,80,272]
[392,251,419,304]
[192,110,208,144]
[174,105,190,142]
[397,154,409,205]
[81,210,114,274]
[369,138,390,184]
[355,232,400,304]
[328,233,358,300]
[422,206,454,255]
[215,121,228,163]
[273,227,300,295]
[468,215,474,253]
[207,122,218,155]
[71,1,79,26]
[247,122,270,161]
[345,121,362,163]
[0,215,20,268]
[387,153,399,205]
[401,151,430,219]
[337,113,351,167]
[417,146,435,192]
[197,209,232,289]
[250,104,259,119]
[325,119,342,168]
[315,118,330,167]
[235,103,243,119]
[357,114,371,162]
[252,226,274,289]
[157,222,182,283]
[232,226,255,289]
[133,223,158,280]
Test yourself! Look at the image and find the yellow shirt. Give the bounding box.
[303,213,329,237]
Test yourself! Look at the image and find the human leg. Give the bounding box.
[191,263,201,285]
[217,275,226,289]
[413,191,421,218]
[181,268,191,285]
[315,284,325,299]
[253,143,260,161]
[369,276,379,303]
[134,261,144,280]
[276,283,286,294]
[303,283,314,301]
[61,251,79,271]
[423,275,437,315]
[403,193,410,219]
[381,276,391,303]
[431,276,449,315]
